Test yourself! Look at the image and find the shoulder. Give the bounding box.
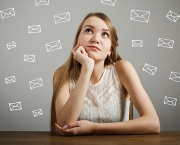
[115,60,135,75]
[114,60,137,85]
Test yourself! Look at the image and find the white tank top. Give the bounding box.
[69,64,130,123]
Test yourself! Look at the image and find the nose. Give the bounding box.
[90,33,100,44]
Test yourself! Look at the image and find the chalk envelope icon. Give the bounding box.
[169,71,180,82]
[54,12,70,24]
[32,109,43,117]
[35,0,49,6]
[132,40,143,47]
[29,78,43,89]
[9,102,22,111]
[158,38,174,49]
[101,0,116,6]
[24,54,35,62]
[5,76,16,84]
[164,96,177,106]
[142,63,157,75]
[166,10,180,22]
[0,8,15,19]
[28,25,41,33]
[6,41,16,50]
[45,40,62,52]
[130,9,150,23]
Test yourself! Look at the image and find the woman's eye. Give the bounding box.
[102,32,109,38]
[85,29,92,33]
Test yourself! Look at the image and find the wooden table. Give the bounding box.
[0,131,179,145]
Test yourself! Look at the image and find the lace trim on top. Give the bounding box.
[70,64,130,123]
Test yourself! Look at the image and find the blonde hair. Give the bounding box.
[50,12,124,133]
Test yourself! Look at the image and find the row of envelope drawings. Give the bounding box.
[1,7,179,23]
[9,103,43,117]
[4,67,180,87]
[132,38,174,48]
[5,77,43,89]
[6,40,62,52]
[8,96,177,115]
[5,38,174,52]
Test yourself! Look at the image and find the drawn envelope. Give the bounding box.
[164,96,177,106]
[54,12,70,24]
[9,102,22,111]
[0,8,15,19]
[169,71,180,82]
[5,76,16,84]
[101,0,116,6]
[142,63,157,75]
[130,9,150,23]
[166,10,180,22]
[29,78,43,89]
[45,40,62,52]
[158,38,174,49]
[6,41,16,50]
[132,40,143,47]
[35,0,49,6]
[28,25,41,33]
[24,54,35,62]
[32,109,43,117]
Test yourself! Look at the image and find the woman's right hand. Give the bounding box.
[72,42,94,72]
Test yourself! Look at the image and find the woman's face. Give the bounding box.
[78,16,112,61]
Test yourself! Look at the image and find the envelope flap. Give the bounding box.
[46,41,60,47]
[165,96,177,103]
[56,13,69,19]
[170,11,179,17]
[132,10,149,17]
[6,76,15,82]
[145,64,156,70]
[171,72,180,78]
[29,25,40,30]
[159,38,173,44]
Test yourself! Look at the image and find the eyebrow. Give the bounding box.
[84,25,109,31]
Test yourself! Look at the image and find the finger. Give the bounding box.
[67,121,79,129]
[61,127,78,135]
[74,42,80,51]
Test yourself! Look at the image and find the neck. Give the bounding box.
[89,61,105,85]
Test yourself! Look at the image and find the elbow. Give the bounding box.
[149,117,161,134]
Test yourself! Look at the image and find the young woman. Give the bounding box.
[51,12,160,135]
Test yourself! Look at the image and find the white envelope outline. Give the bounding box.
[5,76,16,84]
[29,78,43,89]
[35,0,49,6]
[142,63,157,75]
[166,10,180,22]
[6,41,16,50]
[130,9,150,23]
[164,96,177,106]
[0,8,15,19]
[24,54,35,62]
[9,102,22,111]
[54,12,70,24]
[101,0,116,6]
[32,109,43,117]
[45,40,62,52]
[169,71,180,82]
[132,40,143,47]
[28,25,41,33]
[158,38,174,49]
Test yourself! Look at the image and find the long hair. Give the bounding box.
[50,12,124,133]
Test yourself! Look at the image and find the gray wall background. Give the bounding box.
[0,0,180,131]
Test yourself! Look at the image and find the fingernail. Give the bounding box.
[62,125,67,130]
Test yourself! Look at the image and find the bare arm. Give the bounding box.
[56,67,92,127]
[93,60,160,134]
[55,43,94,127]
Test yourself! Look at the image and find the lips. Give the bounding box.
[87,45,100,51]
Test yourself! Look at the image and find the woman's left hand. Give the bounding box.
[55,120,95,136]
